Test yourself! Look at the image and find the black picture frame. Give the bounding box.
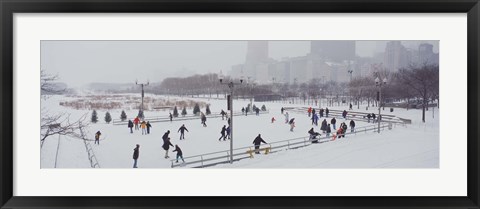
[1,0,479,208]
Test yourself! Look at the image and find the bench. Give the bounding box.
[247,147,271,158]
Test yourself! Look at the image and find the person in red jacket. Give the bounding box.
[133,116,140,130]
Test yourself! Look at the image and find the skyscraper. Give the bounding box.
[244,41,269,80]
[310,41,356,62]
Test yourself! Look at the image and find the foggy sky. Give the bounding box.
[41,40,439,88]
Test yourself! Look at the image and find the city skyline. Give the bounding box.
[41,40,439,88]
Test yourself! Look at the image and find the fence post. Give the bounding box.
[201,156,204,168]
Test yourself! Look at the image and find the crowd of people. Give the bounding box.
[94,104,371,168]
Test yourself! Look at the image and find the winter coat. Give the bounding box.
[326,108,329,114]
[350,120,356,128]
[289,118,295,124]
[178,126,188,133]
[342,111,347,118]
[128,120,134,128]
[308,128,315,135]
[313,114,319,121]
[342,123,348,131]
[95,131,101,140]
[226,127,230,134]
[133,147,139,159]
[146,122,152,129]
[367,114,371,119]
[140,122,146,129]
[326,125,332,133]
[173,146,183,156]
[133,117,140,124]
[372,113,376,119]
[220,126,227,135]
[253,136,267,145]
[162,138,173,150]
[321,120,327,131]
[308,107,312,113]
[162,131,170,141]
[331,118,336,124]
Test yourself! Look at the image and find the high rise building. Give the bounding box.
[384,41,409,72]
[244,41,269,79]
[311,41,356,62]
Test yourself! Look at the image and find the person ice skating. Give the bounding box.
[271,117,276,123]
[284,112,289,124]
[227,117,231,125]
[312,108,316,116]
[169,113,173,122]
[146,121,152,134]
[140,121,147,135]
[342,110,348,119]
[128,120,134,133]
[372,113,376,123]
[326,124,332,137]
[349,103,353,110]
[325,107,329,118]
[307,107,312,117]
[321,119,328,133]
[242,107,245,114]
[201,113,207,127]
[331,117,337,130]
[219,125,227,141]
[308,128,321,143]
[311,113,317,126]
[320,108,324,118]
[133,144,140,168]
[367,113,372,123]
[341,122,348,137]
[220,110,226,120]
[177,124,189,140]
[281,107,284,114]
[162,130,173,158]
[172,145,185,163]
[94,131,101,145]
[289,118,296,132]
[226,126,231,139]
[133,116,140,130]
[350,120,356,133]
[252,134,267,154]
[336,126,344,139]
[255,107,260,116]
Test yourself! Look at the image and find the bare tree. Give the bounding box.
[41,71,89,147]
[398,64,439,122]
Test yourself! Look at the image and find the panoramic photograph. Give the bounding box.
[40,40,439,168]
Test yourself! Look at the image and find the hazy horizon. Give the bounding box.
[41,40,439,88]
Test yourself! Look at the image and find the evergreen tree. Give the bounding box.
[193,103,201,115]
[120,110,127,121]
[181,107,187,117]
[261,105,267,111]
[173,106,179,117]
[138,110,144,119]
[105,111,112,124]
[91,110,98,123]
[205,105,211,115]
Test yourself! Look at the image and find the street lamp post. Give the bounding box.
[219,72,244,164]
[375,76,387,133]
[136,80,149,119]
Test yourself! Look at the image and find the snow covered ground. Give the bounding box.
[40,93,439,169]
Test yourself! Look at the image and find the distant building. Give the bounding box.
[384,41,410,72]
[418,43,439,65]
[244,41,269,79]
[311,41,356,62]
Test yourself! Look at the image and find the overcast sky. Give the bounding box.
[41,40,439,88]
